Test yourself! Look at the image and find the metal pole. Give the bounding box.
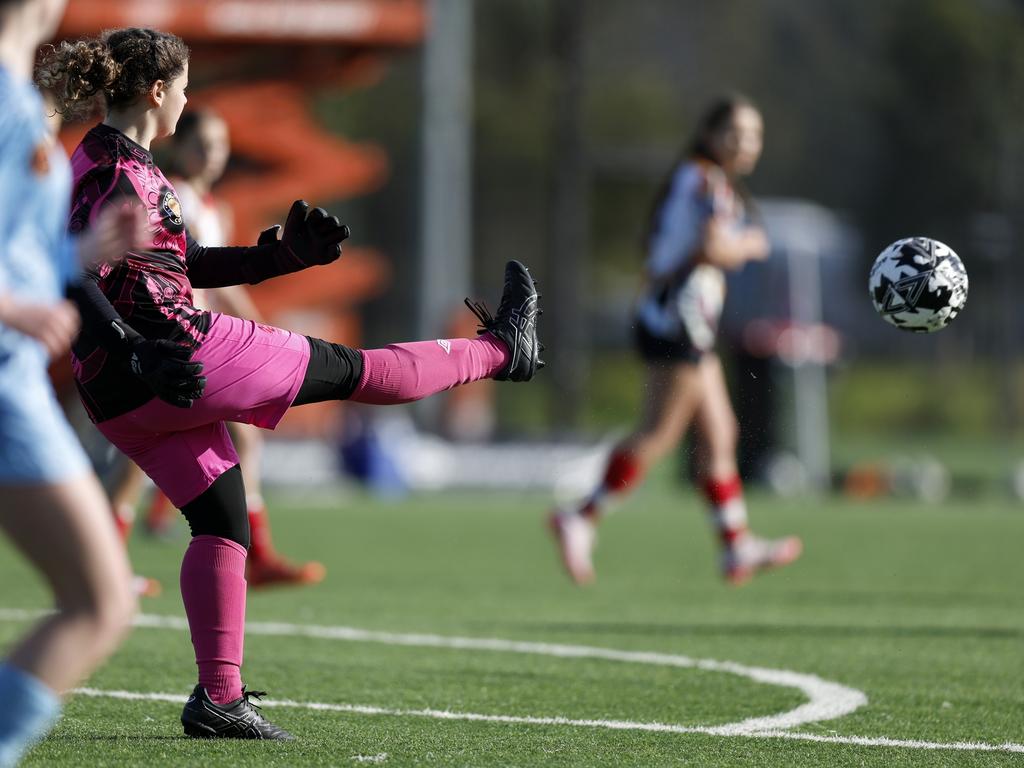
[418,0,473,339]
[786,243,831,492]
[546,0,589,430]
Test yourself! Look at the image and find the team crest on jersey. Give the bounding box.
[159,187,184,230]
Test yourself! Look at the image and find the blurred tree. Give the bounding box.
[314,0,1024,435]
[868,0,1024,242]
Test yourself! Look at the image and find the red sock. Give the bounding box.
[247,503,273,562]
[112,505,133,543]
[702,475,748,545]
[146,490,174,531]
[581,449,643,520]
[605,450,643,493]
[179,535,247,705]
[349,334,510,405]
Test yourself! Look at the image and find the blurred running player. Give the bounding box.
[39,27,542,741]
[550,95,801,586]
[0,0,140,764]
[108,108,326,587]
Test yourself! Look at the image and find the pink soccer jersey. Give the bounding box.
[68,124,211,421]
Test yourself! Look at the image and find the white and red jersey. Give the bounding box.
[170,177,232,312]
[170,177,228,247]
[636,158,746,351]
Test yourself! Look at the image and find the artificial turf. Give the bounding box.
[1,478,1022,766]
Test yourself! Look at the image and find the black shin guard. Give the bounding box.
[180,464,250,549]
[293,336,364,405]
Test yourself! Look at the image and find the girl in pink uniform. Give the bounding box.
[39,27,541,740]
[107,107,327,588]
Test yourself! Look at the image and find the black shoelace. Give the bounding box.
[464,298,496,334]
[241,688,268,715]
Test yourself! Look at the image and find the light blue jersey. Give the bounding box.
[0,66,75,353]
[0,63,88,483]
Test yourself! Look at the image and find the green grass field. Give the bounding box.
[2,477,1023,767]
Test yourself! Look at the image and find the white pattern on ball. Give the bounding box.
[868,237,968,333]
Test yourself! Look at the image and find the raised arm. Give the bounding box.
[185,200,350,289]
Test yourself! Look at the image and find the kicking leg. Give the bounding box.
[292,260,542,408]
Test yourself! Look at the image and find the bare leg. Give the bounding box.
[692,355,802,583]
[692,354,740,484]
[0,475,136,692]
[109,460,148,539]
[580,361,704,518]
[99,459,163,598]
[617,361,705,470]
[228,422,326,588]
[550,361,704,585]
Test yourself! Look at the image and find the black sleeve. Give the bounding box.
[184,231,306,288]
[65,270,140,359]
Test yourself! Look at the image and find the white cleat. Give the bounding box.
[722,533,803,586]
[131,574,162,598]
[548,509,597,585]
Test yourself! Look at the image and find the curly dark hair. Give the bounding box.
[35,27,189,121]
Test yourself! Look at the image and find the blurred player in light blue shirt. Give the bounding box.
[0,48,86,482]
[0,1,135,765]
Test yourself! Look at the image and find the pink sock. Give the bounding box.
[350,333,510,405]
[179,535,247,705]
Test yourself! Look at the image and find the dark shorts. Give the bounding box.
[633,321,706,365]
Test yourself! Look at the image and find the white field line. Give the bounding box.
[350,754,388,764]
[136,614,868,733]
[71,687,1024,755]
[2,608,859,733]
[4,607,1022,753]
[132,610,868,734]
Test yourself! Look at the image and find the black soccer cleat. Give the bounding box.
[181,685,294,741]
[465,260,544,382]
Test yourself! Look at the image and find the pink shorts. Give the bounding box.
[97,313,310,507]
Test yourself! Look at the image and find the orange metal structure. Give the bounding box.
[59,0,425,46]
[56,0,426,435]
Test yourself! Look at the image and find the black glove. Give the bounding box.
[257,224,282,246]
[125,333,206,409]
[277,200,350,268]
[68,276,206,407]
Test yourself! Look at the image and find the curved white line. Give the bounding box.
[71,688,1024,754]
[1,608,864,733]
[6,608,1021,752]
